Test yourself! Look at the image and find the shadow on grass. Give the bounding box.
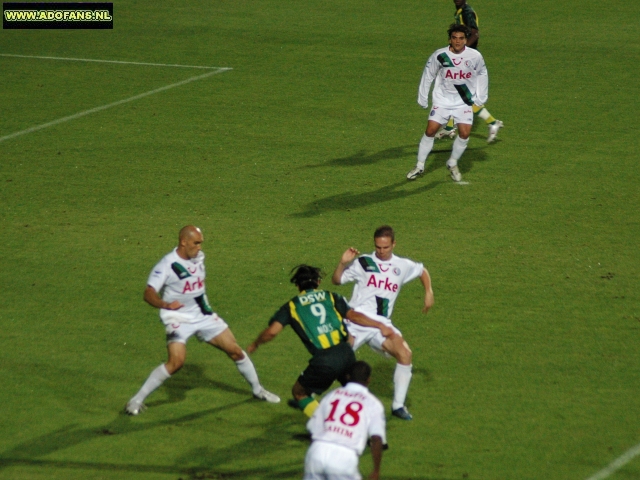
[291,144,489,217]
[291,180,444,218]
[305,144,417,168]
[0,407,308,479]
[147,364,250,409]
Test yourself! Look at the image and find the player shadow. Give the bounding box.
[0,401,248,471]
[146,363,250,409]
[0,409,306,479]
[290,180,444,218]
[305,145,416,169]
[422,143,489,176]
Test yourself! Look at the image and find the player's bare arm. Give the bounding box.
[331,247,360,284]
[346,310,394,338]
[468,27,479,47]
[420,268,435,314]
[247,322,284,354]
[368,435,384,480]
[143,285,183,310]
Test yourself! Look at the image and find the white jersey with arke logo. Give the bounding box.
[418,45,488,110]
[340,253,424,320]
[147,249,213,325]
[307,382,386,455]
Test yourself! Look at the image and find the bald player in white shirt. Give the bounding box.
[125,225,279,415]
[407,23,490,183]
[332,226,434,420]
[305,361,386,480]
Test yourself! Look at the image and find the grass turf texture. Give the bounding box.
[1,0,639,479]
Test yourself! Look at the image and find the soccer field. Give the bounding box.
[1,1,638,479]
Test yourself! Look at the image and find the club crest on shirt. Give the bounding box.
[393,267,401,276]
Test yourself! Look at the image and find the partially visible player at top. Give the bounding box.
[304,361,387,480]
[407,23,489,183]
[332,226,434,420]
[435,0,503,143]
[247,265,393,418]
[125,225,280,415]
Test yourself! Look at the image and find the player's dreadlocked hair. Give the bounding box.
[448,23,470,39]
[290,264,323,290]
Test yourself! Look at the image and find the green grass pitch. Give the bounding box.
[1,0,639,479]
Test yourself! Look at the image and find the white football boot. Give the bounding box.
[487,120,503,143]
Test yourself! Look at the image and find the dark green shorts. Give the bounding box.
[297,342,356,395]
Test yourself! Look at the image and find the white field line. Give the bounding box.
[0,69,230,143]
[585,442,640,480]
[0,53,229,70]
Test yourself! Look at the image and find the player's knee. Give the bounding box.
[397,340,412,365]
[292,382,308,400]
[229,348,245,362]
[165,359,184,375]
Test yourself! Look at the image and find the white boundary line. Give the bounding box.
[0,69,230,143]
[585,442,640,480]
[0,53,228,70]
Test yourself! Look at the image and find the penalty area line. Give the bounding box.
[0,69,230,144]
[585,442,640,480]
[0,53,230,70]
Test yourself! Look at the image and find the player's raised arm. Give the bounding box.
[420,268,434,314]
[143,285,183,310]
[247,322,284,354]
[332,247,360,285]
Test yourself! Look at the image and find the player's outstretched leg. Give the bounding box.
[126,364,171,415]
[126,341,186,416]
[291,381,320,417]
[382,335,414,420]
[446,124,471,182]
[407,134,435,180]
[210,328,280,403]
[473,104,503,143]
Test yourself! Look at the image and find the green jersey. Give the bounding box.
[455,4,479,48]
[270,289,350,355]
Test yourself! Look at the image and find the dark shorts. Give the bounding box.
[298,342,356,395]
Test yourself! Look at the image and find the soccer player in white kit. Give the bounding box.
[125,225,279,415]
[406,23,490,183]
[332,226,434,420]
[304,361,386,480]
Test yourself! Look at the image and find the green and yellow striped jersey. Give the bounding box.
[270,289,350,355]
[454,4,479,30]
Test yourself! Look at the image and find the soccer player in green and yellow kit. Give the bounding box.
[247,265,392,417]
[436,0,503,143]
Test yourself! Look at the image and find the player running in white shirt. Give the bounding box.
[332,226,434,420]
[125,225,279,415]
[407,23,490,183]
[305,361,386,480]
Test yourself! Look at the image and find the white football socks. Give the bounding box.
[416,134,435,169]
[235,351,262,395]
[131,363,171,404]
[392,363,413,410]
[447,136,469,168]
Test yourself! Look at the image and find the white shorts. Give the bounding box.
[164,314,229,344]
[429,104,474,126]
[304,441,361,480]
[346,313,401,355]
